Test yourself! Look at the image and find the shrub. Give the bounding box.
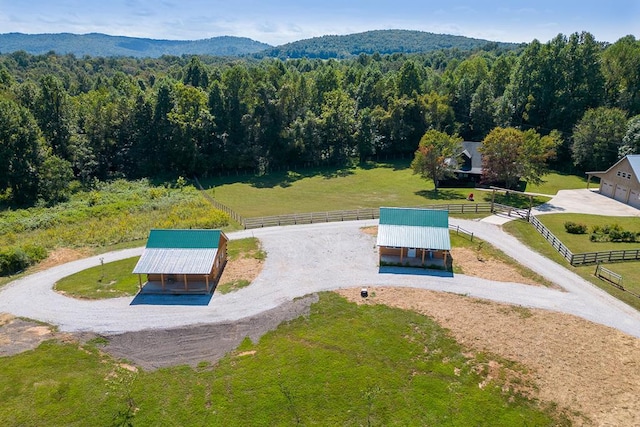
[0,244,48,276]
[564,221,587,234]
[590,223,639,243]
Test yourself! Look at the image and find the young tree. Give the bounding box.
[38,154,74,204]
[620,115,640,156]
[480,127,559,189]
[571,107,627,171]
[411,129,463,191]
[0,99,44,205]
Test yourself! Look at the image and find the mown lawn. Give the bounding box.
[503,219,640,311]
[535,214,640,253]
[203,161,549,217]
[0,293,565,426]
[523,172,588,195]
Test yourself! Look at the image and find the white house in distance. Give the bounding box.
[586,154,640,209]
[376,207,452,269]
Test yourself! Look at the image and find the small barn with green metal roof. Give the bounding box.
[377,207,451,269]
[133,229,228,294]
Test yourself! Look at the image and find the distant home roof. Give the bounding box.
[133,229,226,275]
[452,141,483,175]
[587,154,640,177]
[628,155,640,177]
[377,207,451,250]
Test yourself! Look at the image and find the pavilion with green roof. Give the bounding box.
[376,207,451,269]
[133,229,228,294]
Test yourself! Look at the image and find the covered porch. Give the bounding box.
[379,246,449,269]
[137,273,218,295]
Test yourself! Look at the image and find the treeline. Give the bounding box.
[1,31,640,206]
[256,30,517,59]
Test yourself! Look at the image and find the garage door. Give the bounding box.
[629,190,640,209]
[614,185,629,203]
[600,181,614,197]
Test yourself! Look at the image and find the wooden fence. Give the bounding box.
[193,177,245,224]
[594,263,623,288]
[529,215,574,264]
[571,249,640,265]
[529,214,640,267]
[243,203,495,229]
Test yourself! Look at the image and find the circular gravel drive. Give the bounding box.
[0,219,639,337]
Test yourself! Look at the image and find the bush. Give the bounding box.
[564,221,587,234]
[0,244,48,276]
[590,223,639,243]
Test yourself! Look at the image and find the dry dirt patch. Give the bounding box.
[0,314,79,357]
[218,256,263,286]
[451,247,545,287]
[335,287,640,427]
[36,247,93,271]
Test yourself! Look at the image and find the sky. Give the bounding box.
[0,0,637,46]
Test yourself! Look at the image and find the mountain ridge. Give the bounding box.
[0,30,519,58]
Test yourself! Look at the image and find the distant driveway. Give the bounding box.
[1,219,639,338]
[533,189,640,217]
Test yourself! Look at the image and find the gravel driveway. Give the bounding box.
[0,219,639,337]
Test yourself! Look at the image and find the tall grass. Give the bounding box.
[0,179,230,251]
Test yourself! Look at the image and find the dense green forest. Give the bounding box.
[0,33,271,58]
[255,29,518,59]
[1,31,640,207]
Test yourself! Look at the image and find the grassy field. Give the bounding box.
[202,161,550,217]
[0,293,565,426]
[523,172,588,195]
[535,214,640,253]
[504,219,640,311]
[55,257,140,299]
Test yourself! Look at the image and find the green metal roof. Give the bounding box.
[379,207,449,228]
[145,229,223,249]
[377,225,451,250]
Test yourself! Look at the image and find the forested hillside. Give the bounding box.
[1,32,639,207]
[0,33,271,57]
[256,29,518,59]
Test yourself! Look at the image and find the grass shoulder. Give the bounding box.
[503,219,640,311]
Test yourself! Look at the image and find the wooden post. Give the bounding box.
[400,247,404,264]
[421,249,426,266]
[161,274,165,291]
[491,189,496,212]
[184,274,188,291]
[527,195,533,221]
[138,275,142,291]
[206,275,210,293]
